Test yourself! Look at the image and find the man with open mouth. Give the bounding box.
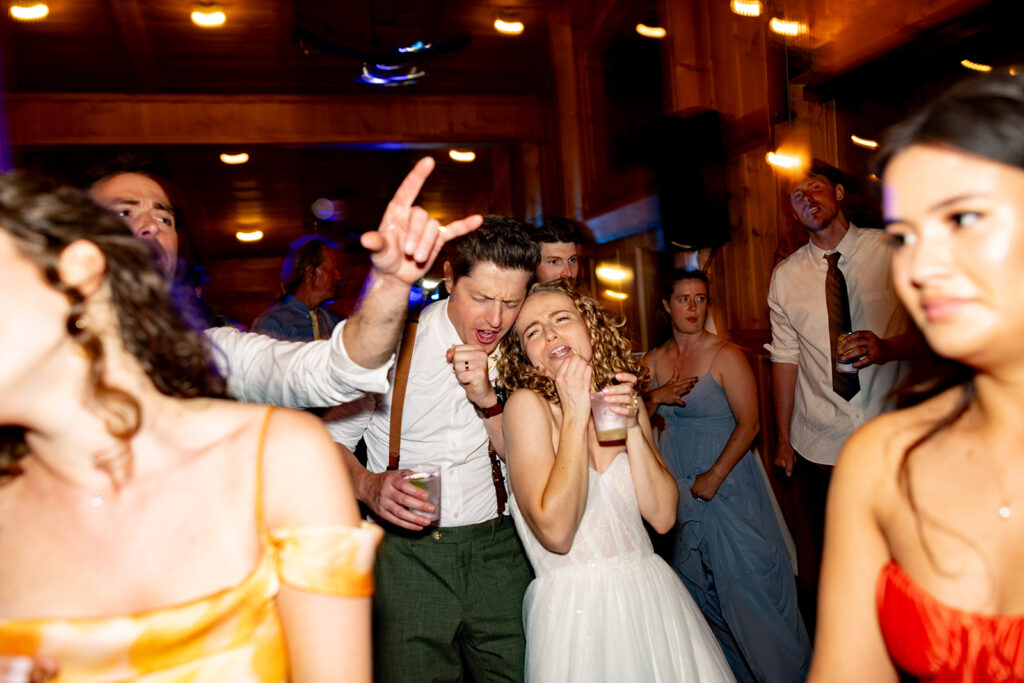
[327,216,540,683]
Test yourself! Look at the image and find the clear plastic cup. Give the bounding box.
[590,391,627,442]
[404,464,441,524]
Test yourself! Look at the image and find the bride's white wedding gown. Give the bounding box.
[510,452,736,682]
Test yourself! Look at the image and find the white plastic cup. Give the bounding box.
[590,391,627,442]
[404,464,441,523]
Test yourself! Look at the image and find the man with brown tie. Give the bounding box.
[252,236,343,341]
[765,160,917,629]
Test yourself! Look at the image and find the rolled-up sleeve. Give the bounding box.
[207,319,395,407]
[764,269,800,365]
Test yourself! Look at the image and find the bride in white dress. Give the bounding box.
[497,281,734,682]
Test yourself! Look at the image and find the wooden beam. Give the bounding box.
[6,94,548,146]
[793,0,989,89]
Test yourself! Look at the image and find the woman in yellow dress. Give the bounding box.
[0,173,380,682]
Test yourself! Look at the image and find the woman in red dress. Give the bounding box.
[810,72,1024,682]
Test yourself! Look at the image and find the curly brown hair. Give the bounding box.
[0,172,225,480]
[496,280,647,403]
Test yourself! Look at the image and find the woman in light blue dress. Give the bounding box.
[642,269,811,683]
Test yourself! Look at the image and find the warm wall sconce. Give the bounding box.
[769,18,806,36]
[850,135,878,150]
[220,152,249,165]
[596,265,629,283]
[9,2,48,21]
[960,59,992,72]
[494,17,524,35]
[191,3,226,28]
[448,149,476,163]
[730,0,762,17]
[635,23,666,39]
[236,230,263,242]
[603,290,628,301]
[766,151,802,169]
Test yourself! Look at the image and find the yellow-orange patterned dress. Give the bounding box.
[0,408,382,682]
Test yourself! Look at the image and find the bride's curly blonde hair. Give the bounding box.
[496,280,648,404]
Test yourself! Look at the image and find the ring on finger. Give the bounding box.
[464,361,470,372]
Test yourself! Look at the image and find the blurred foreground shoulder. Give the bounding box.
[259,407,361,530]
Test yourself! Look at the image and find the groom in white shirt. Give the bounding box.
[328,217,539,683]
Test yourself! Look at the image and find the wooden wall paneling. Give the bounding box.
[659,0,710,112]
[546,6,585,219]
[490,146,513,217]
[518,142,544,224]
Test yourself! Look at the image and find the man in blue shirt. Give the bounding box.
[253,236,343,341]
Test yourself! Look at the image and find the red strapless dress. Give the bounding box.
[876,560,1024,682]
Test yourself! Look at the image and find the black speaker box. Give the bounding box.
[647,109,730,251]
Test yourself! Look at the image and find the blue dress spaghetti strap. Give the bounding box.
[654,344,811,683]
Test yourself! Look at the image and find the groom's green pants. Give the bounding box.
[373,515,534,682]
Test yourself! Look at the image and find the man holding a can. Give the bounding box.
[764,160,919,628]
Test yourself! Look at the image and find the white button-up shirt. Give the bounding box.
[206,320,394,407]
[327,300,506,527]
[765,224,908,466]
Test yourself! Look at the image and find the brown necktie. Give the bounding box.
[825,252,859,401]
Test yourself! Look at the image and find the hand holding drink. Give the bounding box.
[836,332,859,373]
[403,464,441,524]
[590,391,628,442]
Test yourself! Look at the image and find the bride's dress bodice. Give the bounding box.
[511,453,653,575]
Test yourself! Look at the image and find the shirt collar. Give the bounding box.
[282,295,314,314]
[806,222,861,263]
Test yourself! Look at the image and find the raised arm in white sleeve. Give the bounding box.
[206,322,391,407]
[205,156,482,409]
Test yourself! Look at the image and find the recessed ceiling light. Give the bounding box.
[191,3,226,28]
[850,135,878,149]
[960,59,992,72]
[236,230,263,242]
[9,2,48,21]
[494,18,524,35]
[730,0,762,17]
[220,152,249,165]
[449,149,476,163]
[769,18,806,36]
[635,23,666,39]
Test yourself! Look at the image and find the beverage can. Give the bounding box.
[836,333,859,374]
